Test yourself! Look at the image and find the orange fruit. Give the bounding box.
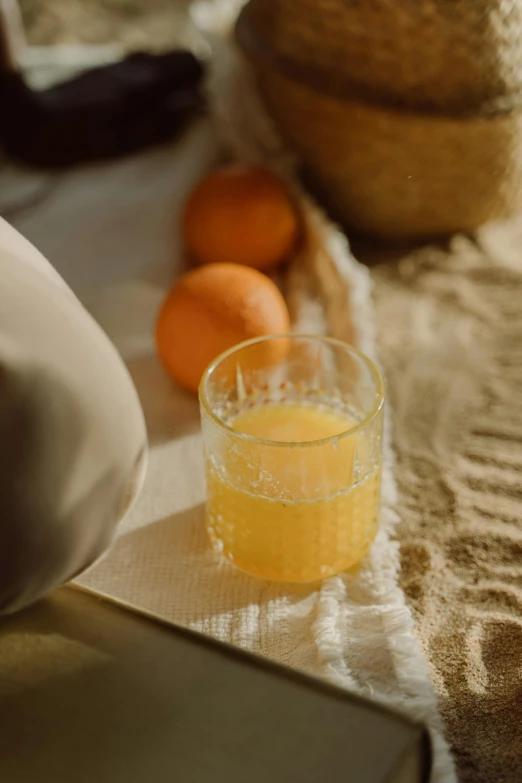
[156,263,291,393]
[182,165,300,271]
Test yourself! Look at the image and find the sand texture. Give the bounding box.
[363,223,522,782]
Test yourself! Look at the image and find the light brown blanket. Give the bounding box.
[361,223,522,783]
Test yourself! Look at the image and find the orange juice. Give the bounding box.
[205,401,381,582]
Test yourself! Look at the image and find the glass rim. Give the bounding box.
[198,334,385,448]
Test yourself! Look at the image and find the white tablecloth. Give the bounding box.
[0,29,455,779]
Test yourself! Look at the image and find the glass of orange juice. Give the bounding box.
[199,335,384,583]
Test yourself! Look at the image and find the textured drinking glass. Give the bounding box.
[199,335,384,583]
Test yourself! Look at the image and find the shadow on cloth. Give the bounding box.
[79,503,313,635]
[126,354,200,446]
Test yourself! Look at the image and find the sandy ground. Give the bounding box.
[359,225,522,783]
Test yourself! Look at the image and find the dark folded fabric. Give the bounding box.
[0,50,205,167]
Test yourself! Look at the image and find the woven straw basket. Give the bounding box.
[236,0,522,239]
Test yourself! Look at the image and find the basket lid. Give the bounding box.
[237,0,522,115]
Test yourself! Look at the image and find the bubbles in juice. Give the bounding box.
[205,400,381,582]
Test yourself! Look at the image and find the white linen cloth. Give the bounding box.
[0,12,455,778]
